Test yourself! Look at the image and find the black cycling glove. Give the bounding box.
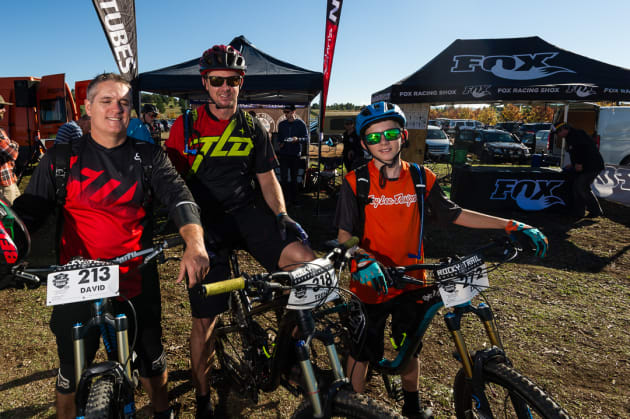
[276,212,309,244]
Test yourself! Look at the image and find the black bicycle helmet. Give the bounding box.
[142,104,159,115]
[199,45,247,75]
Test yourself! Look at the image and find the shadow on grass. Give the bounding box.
[0,368,56,392]
[0,402,54,418]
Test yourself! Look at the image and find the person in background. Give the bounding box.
[77,114,91,136]
[342,116,365,172]
[277,104,308,206]
[0,95,20,204]
[555,122,605,218]
[141,104,162,144]
[54,121,83,145]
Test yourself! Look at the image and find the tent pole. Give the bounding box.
[315,95,323,216]
[561,103,569,167]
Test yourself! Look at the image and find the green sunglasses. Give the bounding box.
[364,128,403,145]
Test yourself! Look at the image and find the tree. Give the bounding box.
[501,104,522,122]
[477,106,498,126]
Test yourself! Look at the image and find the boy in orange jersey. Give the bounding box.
[334,101,548,418]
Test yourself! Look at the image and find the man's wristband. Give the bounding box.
[277,211,287,220]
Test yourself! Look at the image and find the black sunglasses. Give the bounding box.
[0,105,5,110]
[206,75,242,87]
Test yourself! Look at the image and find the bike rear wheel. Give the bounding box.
[84,375,116,419]
[453,360,570,419]
[292,389,402,418]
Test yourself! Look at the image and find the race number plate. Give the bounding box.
[434,254,489,308]
[287,258,338,310]
[47,262,119,306]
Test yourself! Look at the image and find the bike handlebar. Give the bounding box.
[199,237,360,299]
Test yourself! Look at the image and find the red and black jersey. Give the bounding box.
[166,106,278,212]
[13,135,198,298]
[334,160,462,304]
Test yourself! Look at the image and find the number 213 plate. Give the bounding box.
[47,264,119,306]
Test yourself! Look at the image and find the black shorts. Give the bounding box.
[188,202,300,318]
[50,272,165,394]
[351,287,442,363]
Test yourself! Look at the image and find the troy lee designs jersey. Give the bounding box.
[166,106,278,212]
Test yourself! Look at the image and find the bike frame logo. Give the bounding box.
[451,52,575,80]
[491,179,565,210]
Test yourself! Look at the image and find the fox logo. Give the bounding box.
[451,53,575,80]
[463,85,491,98]
[491,179,565,210]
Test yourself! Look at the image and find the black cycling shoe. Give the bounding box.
[154,403,180,419]
[195,394,214,419]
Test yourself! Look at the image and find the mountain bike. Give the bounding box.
[345,236,570,419]
[10,236,183,418]
[199,239,401,418]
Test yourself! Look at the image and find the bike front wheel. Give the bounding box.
[84,375,116,419]
[453,360,570,419]
[292,389,402,418]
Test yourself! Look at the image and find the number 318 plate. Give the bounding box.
[47,264,119,306]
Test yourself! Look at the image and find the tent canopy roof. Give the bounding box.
[372,36,630,104]
[139,35,322,105]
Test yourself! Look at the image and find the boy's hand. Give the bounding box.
[505,220,548,258]
[352,253,388,295]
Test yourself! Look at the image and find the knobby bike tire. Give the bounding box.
[453,360,571,419]
[84,375,116,419]
[291,389,403,419]
[215,291,254,389]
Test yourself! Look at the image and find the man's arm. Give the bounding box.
[452,209,511,229]
[256,169,286,216]
[0,136,18,161]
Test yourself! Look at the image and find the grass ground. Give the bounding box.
[0,162,628,418]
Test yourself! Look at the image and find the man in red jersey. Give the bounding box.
[166,45,314,417]
[12,73,209,419]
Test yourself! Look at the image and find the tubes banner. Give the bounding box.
[91,0,138,81]
[320,0,344,132]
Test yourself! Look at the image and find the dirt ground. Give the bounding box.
[0,167,628,418]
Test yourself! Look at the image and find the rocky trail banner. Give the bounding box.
[92,0,138,81]
[320,0,343,131]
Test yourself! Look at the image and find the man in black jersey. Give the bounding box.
[12,73,209,419]
[166,45,314,417]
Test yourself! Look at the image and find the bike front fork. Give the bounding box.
[444,302,502,378]
[72,313,132,390]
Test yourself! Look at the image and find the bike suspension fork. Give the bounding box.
[477,303,502,349]
[72,323,85,391]
[115,314,132,379]
[295,339,323,417]
[444,312,474,378]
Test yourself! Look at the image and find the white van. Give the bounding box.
[551,104,630,166]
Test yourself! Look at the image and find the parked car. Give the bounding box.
[446,119,482,136]
[425,125,450,160]
[495,121,521,134]
[516,122,553,140]
[454,129,530,164]
[534,129,551,153]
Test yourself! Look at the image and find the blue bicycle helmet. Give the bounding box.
[355,101,406,137]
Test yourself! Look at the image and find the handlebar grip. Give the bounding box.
[201,277,245,297]
[164,236,185,249]
[341,236,359,249]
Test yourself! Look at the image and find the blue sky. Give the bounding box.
[3,0,630,105]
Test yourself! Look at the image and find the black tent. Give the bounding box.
[372,36,630,104]
[139,36,322,105]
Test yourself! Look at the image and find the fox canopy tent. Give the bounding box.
[372,36,630,104]
[139,36,322,105]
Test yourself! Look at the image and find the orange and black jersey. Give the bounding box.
[12,135,198,298]
[166,105,278,212]
[334,160,461,304]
